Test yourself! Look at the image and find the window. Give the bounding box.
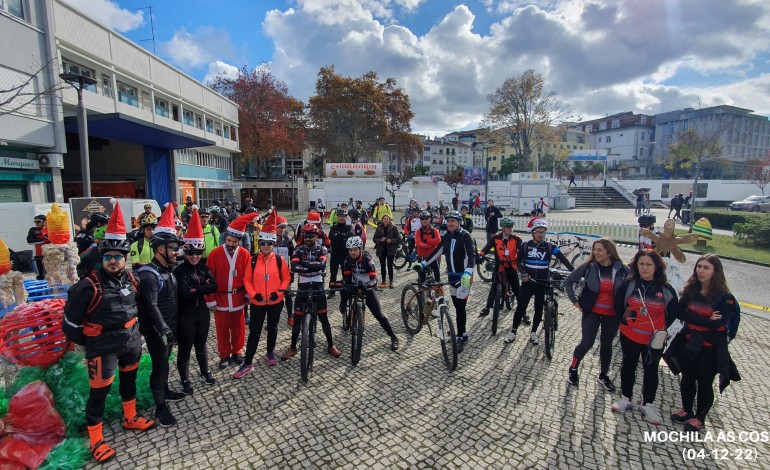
[599,122,607,131]
[154,98,169,118]
[4,0,25,19]
[598,137,602,143]
[611,119,620,129]
[224,125,230,139]
[117,81,138,107]
[62,59,97,93]
[215,123,222,136]
[195,114,203,130]
[640,116,647,125]
[183,110,194,126]
[101,75,113,99]
[141,91,150,110]
[172,105,179,122]
[641,132,645,141]
[424,146,430,151]
[606,136,612,143]
[206,119,214,133]
[640,148,645,156]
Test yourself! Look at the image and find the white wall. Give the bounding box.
[615,179,765,203]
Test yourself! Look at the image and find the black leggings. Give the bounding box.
[85,342,141,426]
[680,346,718,422]
[571,312,619,375]
[485,267,519,309]
[86,368,138,426]
[244,302,283,363]
[176,309,210,381]
[451,294,468,336]
[512,281,545,332]
[379,254,395,283]
[418,259,441,283]
[291,283,333,348]
[620,334,663,404]
[329,253,345,283]
[341,289,396,339]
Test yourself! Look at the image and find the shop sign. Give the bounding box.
[325,163,382,177]
[0,157,39,170]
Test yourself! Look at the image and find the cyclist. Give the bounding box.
[415,210,476,352]
[328,202,351,225]
[76,212,110,254]
[506,218,574,344]
[372,196,393,224]
[405,198,420,218]
[638,215,656,251]
[294,210,330,248]
[403,208,422,260]
[282,224,342,360]
[340,236,400,351]
[459,205,473,233]
[137,203,157,228]
[328,208,353,296]
[210,206,229,244]
[274,215,295,321]
[199,208,220,261]
[478,217,522,317]
[348,208,367,248]
[414,210,441,283]
[129,217,156,270]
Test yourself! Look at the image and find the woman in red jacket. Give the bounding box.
[234,212,290,378]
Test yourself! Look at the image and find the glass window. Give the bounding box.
[183,110,194,126]
[117,81,138,107]
[606,136,612,143]
[154,98,169,118]
[206,119,214,133]
[599,122,607,131]
[611,119,620,129]
[215,123,222,136]
[195,114,203,130]
[172,104,179,122]
[140,91,151,110]
[5,0,24,19]
[101,75,113,99]
[62,59,97,93]
[224,125,230,139]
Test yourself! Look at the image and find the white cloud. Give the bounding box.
[203,61,241,85]
[160,26,235,70]
[62,0,143,32]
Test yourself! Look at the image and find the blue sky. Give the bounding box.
[65,0,770,135]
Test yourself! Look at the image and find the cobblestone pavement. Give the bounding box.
[87,232,770,470]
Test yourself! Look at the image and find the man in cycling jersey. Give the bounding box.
[478,217,522,318]
[506,218,574,345]
[327,208,353,297]
[340,236,400,351]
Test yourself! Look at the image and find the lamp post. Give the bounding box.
[59,72,97,197]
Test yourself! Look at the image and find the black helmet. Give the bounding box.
[150,232,182,251]
[34,214,46,222]
[99,238,130,254]
[244,206,257,214]
[348,208,360,219]
[460,205,469,211]
[445,210,463,221]
[90,212,109,225]
[419,211,432,220]
[638,215,656,226]
[336,209,348,217]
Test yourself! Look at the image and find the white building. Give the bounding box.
[574,112,655,176]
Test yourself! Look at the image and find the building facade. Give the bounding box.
[574,112,655,176]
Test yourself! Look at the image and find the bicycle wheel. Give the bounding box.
[300,312,313,382]
[351,302,364,367]
[570,252,584,268]
[476,257,494,283]
[393,248,408,269]
[400,284,424,335]
[492,282,502,336]
[438,304,458,371]
[544,299,557,360]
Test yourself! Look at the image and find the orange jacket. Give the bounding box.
[415,226,441,257]
[244,252,290,306]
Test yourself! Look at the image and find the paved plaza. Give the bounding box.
[87,230,770,470]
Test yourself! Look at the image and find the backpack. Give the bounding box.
[251,253,284,283]
[84,271,139,315]
[134,265,165,293]
[713,294,740,342]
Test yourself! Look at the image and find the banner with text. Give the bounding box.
[325,163,382,178]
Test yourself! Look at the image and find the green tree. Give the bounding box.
[412,163,429,176]
[498,157,520,176]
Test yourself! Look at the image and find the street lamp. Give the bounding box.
[60,72,97,197]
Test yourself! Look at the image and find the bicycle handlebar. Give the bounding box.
[279,288,341,296]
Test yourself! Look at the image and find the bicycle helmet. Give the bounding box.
[445,210,462,221]
[93,226,107,240]
[348,208,360,220]
[528,218,548,232]
[244,206,257,214]
[90,212,110,225]
[302,224,319,237]
[460,205,469,211]
[210,206,220,214]
[140,217,158,229]
[336,209,348,218]
[199,207,210,215]
[419,211,432,220]
[346,236,363,249]
[500,217,514,228]
[143,203,152,209]
[150,232,182,251]
[99,237,130,254]
[638,215,656,226]
[174,217,185,229]
[34,214,46,222]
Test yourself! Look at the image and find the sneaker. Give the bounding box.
[231,354,244,365]
[597,374,616,392]
[122,414,156,431]
[455,336,465,353]
[200,371,216,386]
[181,379,194,396]
[265,353,277,366]
[165,389,186,402]
[522,314,532,325]
[218,358,230,370]
[568,368,579,386]
[611,396,634,413]
[232,364,254,379]
[389,281,394,289]
[390,337,400,351]
[529,332,539,345]
[328,345,342,357]
[281,347,297,360]
[377,283,389,289]
[684,417,704,432]
[639,402,663,425]
[461,332,469,342]
[670,409,693,423]
[155,404,176,428]
[505,331,517,343]
[479,308,490,318]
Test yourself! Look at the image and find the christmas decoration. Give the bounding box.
[0,298,72,368]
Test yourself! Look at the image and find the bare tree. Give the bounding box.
[385,173,407,209]
[0,58,66,117]
[745,151,770,195]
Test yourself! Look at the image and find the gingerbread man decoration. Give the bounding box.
[639,219,699,263]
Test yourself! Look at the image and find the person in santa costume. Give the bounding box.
[206,212,258,370]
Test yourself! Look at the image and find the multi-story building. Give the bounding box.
[574,112,655,176]
[0,0,240,205]
[419,137,470,176]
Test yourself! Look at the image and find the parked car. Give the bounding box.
[728,195,770,212]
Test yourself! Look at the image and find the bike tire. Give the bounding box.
[570,252,584,268]
[476,257,493,283]
[400,284,423,335]
[351,303,364,367]
[492,282,502,336]
[544,299,557,360]
[300,312,312,382]
[393,249,408,269]
[438,305,458,371]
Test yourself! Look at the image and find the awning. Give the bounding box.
[0,171,52,182]
[64,113,216,150]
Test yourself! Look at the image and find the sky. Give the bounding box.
[63,0,770,137]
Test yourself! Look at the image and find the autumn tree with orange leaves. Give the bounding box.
[308,66,421,166]
[209,65,306,178]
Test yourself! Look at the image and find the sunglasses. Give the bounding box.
[165,245,181,251]
[103,254,125,261]
[186,251,203,256]
[259,241,274,246]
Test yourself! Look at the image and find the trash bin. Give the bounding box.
[681,209,691,225]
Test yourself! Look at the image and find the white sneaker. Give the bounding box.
[611,396,634,413]
[505,331,517,343]
[529,332,539,345]
[639,402,663,425]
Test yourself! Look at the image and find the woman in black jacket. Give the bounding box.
[373,215,401,288]
[174,236,218,395]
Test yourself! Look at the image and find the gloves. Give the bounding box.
[287,315,294,327]
[461,269,473,288]
[412,262,426,272]
[254,293,264,302]
[161,330,175,347]
[269,292,278,302]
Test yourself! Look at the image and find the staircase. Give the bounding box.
[567,184,634,209]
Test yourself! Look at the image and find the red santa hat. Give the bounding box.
[184,209,204,250]
[276,215,288,227]
[104,202,127,240]
[154,202,177,235]
[226,212,259,239]
[307,211,322,224]
[259,209,278,242]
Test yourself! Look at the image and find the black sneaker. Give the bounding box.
[478,308,489,318]
[200,371,216,386]
[165,389,186,402]
[568,368,579,387]
[522,314,532,325]
[390,337,400,351]
[231,354,244,366]
[597,374,616,392]
[455,336,465,354]
[218,358,230,370]
[155,404,177,427]
[181,380,194,396]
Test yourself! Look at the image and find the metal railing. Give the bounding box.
[587,180,612,206]
[606,178,636,204]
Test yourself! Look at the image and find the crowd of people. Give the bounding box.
[51,195,739,463]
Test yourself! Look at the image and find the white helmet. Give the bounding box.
[528,218,548,232]
[346,236,364,249]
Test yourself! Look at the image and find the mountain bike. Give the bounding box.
[476,252,495,282]
[530,268,568,359]
[550,235,592,269]
[489,260,517,336]
[341,282,377,367]
[399,271,457,371]
[393,236,418,269]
